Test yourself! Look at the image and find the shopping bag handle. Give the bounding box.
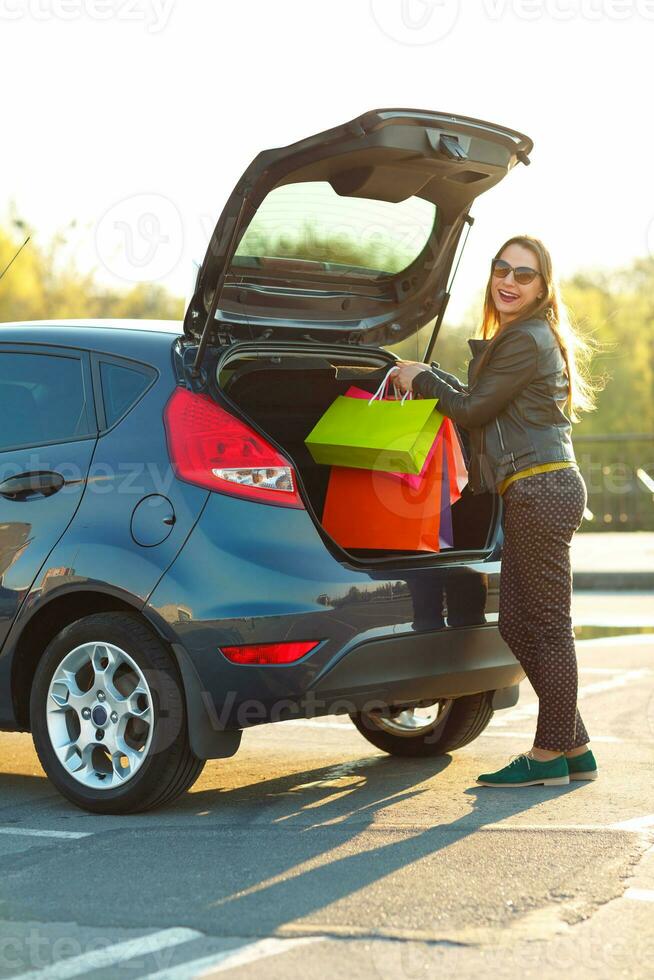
[368,366,411,406]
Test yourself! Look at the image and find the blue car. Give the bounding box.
[0,108,533,813]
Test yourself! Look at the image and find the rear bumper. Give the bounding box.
[172,621,523,759]
[309,623,524,710]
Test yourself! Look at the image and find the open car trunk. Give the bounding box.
[217,343,499,563]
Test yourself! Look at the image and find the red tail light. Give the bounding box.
[219,640,321,665]
[164,388,304,509]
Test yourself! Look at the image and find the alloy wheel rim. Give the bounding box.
[46,641,154,789]
[368,700,453,738]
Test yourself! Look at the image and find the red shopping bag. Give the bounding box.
[322,434,445,552]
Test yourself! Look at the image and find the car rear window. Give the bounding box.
[232,180,438,276]
[0,351,93,450]
[99,360,156,428]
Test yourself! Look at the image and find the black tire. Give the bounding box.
[30,612,205,814]
[350,693,494,757]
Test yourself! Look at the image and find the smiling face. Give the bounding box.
[490,242,544,325]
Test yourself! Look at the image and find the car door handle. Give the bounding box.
[0,471,66,499]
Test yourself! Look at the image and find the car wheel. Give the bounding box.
[350,692,494,757]
[30,611,205,814]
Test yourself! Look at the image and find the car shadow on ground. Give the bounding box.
[0,749,593,935]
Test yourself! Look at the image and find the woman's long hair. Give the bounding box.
[474,235,605,422]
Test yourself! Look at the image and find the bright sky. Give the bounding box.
[1,0,653,324]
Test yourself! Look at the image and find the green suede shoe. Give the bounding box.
[477,752,570,787]
[565,749,598,781]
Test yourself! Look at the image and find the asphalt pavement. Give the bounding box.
[0,592,652,979]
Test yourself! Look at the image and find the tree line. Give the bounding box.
[1,222,652,437]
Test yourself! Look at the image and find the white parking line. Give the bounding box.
[623,888,654,902]
[9,928,202,980]
[563,668,649,701]
[0,827,93,840]
[491,668,651,726]
[610,814,654,831]
[141,936,322,980]
[483,823,645,833]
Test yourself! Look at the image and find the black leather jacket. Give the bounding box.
[412,315,577,494]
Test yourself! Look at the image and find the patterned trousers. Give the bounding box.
[497,465,590,751]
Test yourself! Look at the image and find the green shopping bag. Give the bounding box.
[305,367,445,475]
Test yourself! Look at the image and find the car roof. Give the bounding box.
[0,317,182,334]
[0,318,184,363]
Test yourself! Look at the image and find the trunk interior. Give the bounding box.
[217,346,498,562]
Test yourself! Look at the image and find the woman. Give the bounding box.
[391,235,604,788]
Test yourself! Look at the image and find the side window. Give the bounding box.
[0,351,93,451]
[99,360,156,428]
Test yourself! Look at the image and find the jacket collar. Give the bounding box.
[467,315,547,355]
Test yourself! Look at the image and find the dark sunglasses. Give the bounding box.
[491,257,543,285]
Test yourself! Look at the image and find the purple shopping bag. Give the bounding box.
[439,440,454,548]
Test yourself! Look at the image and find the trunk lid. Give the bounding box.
[184,108,533,349]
